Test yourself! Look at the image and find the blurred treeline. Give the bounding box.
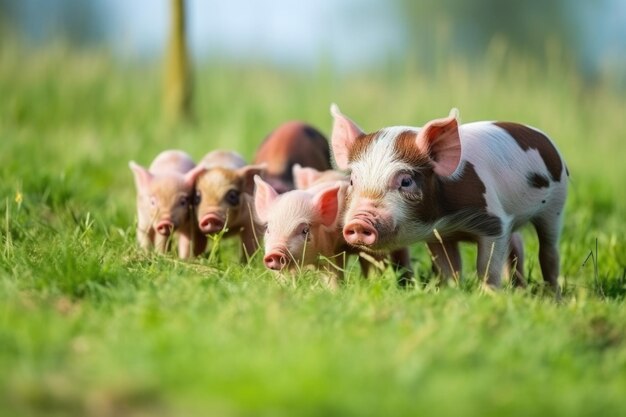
[398,0,624,84]
[0,0,108,47]
[0,0,624,87]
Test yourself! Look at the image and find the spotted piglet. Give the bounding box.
[330,104,568,290]
[254,121,332,194]
[194,150,265,261]
[129,150,208,258]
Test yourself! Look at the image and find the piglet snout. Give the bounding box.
[156,220,174,236]
[199,214,225,234]
[264,251,289,270]
[343,219,378,246]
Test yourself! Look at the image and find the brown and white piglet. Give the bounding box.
[254,121,332,194]
[129,150,207,258]
[194,150,265,261]
[330,104,568,291]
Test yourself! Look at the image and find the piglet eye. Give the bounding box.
[396,173,420,194]
[194,190,201,205]
[180,196,188,206]
[302,226,310,236]
[150,196,157,206]
[225,189,240,206]
[400,177,413,188]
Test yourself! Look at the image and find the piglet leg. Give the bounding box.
[507,232,526,287]
[476,234,510,288]
[137,227,154,251]
[192,229,207,257]
[427,240,462,283]
[240,216,262,263]
[177,221,207,259]
[533,216,562,295]
[154,233,171,254]
[136,213,154,250]
[178,230,191,259]
[390,248,413,287]
[177,218,208,259]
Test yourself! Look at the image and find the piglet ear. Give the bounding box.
[253,175,278,224]
[330,103,364,170]
[292,163,323,190]
[183,164,208,188]
[313,184,342,228]
[416,108,462,177]
[129,161,153,190]
[239,163,267,194]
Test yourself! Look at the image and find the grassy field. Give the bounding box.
[1,42,625,416]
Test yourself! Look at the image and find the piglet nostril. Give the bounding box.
[156,220,174,236]
[199,214,225,234]
[343,220,378,246]
[264,252,288,270]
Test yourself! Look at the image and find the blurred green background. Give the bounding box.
[1,0,625,82]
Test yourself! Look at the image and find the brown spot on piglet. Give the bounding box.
[494,122,563,182]
[527,172,550,189]
[437,162,503,237]
[348,131,379,164]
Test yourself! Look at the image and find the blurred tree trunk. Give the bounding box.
[163,0,192,122]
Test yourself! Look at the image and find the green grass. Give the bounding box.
[1,42,625,416]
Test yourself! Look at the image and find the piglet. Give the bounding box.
[254,175,348,287]
[330,104,568,291]
[129,150,207,258]
[254,121,332,194]
[194,150,265,261]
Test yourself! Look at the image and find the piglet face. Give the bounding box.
[331,104,462,251]
[254,176,342,271]
[130,161,205,236]
[264,213,314,270]
[195,165,263,235]
[144,176,194,235]
[343,166,435,250]
[195,168,243,234]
